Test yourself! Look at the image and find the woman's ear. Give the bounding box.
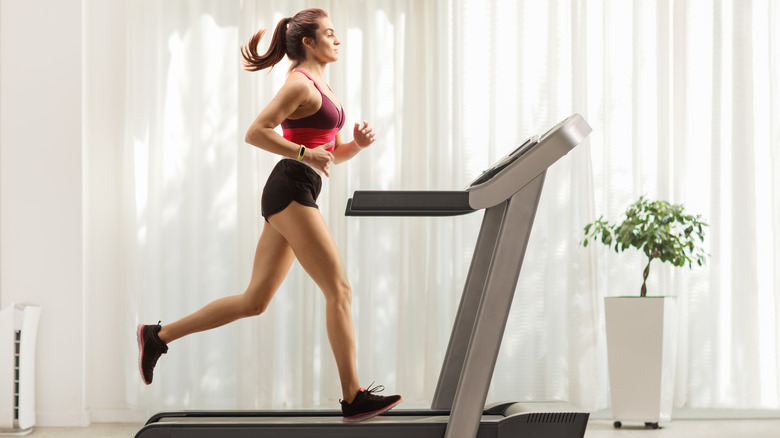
[302,36,314,50]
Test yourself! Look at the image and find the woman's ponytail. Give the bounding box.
[241,17,291,72]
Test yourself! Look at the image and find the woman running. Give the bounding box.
[136,8,402,422]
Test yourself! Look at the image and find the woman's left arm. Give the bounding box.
[333,121,375,164]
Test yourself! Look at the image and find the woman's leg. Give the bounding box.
[267,201,361,403]
[157,222,296,344]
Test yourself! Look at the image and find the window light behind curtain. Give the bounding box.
[124,0,780,414]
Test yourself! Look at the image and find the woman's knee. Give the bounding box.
[246,301,269,317]
[242,289,272,316]
[325,281,352,305]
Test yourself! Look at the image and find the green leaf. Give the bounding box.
[578,197,709,296]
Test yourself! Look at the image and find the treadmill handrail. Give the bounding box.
[346,190,474,217]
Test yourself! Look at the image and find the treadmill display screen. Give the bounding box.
[468,136,539,187]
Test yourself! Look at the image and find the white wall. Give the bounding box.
[0,0,87,427]
[83,0,135,424]
[1,0,132,426]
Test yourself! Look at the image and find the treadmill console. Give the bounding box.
[468,136,539,187]
[468,115,582,189]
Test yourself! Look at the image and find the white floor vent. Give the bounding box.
[0,304,40,436]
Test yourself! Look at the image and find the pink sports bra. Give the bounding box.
[281,69,345,151]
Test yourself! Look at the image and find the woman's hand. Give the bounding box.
[353,121,376,148]
[303,142,335,177]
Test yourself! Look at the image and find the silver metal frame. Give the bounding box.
[432,114,592,438]
[433,173,547,438]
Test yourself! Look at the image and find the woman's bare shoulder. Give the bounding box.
[275,72,315,105]
[285,71,315,92]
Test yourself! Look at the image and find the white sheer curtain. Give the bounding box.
[123,0,780,414]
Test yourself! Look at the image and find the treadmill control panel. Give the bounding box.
[468,136,539,187]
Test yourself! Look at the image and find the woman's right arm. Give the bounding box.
[245,78,335,175]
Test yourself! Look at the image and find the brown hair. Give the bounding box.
[241,8,329,72]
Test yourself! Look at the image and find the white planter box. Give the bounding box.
[605,297,677,427]
[0,304,41,435]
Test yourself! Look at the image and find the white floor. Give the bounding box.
[18,419,780,437]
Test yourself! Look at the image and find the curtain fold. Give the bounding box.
[122,0,780,413]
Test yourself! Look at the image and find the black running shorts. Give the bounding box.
[261,159,322,222]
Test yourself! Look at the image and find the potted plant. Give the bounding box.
[581,196,708,429]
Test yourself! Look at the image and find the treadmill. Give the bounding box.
[136,113,593,438]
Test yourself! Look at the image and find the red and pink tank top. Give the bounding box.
[281,69,345,152]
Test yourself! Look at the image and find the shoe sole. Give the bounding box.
[136,324,151,385]
[342,397,403,423]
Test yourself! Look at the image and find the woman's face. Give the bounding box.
[306,17,341,63]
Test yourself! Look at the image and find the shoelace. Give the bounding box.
[361,382,386,401]
[341,382,387,405]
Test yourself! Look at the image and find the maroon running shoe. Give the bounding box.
[341,383,403,422]
[136,322,168,385]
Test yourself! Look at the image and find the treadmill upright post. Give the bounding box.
[443,172,547,438]
[432,195,506,409]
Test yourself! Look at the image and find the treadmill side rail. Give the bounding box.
[136,406,587,438]
[346,191,474,216]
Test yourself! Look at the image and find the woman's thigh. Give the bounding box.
[267,201,349,298]
[244,222,297,310]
